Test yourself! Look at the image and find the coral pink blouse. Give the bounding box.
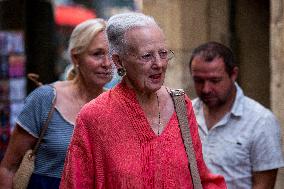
[60,82,226,189]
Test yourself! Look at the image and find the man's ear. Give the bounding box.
[231,66,239,81]
[112,54,123,68]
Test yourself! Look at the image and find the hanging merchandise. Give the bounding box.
[0,31,26,160]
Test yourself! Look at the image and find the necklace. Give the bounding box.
[156,93,161,135]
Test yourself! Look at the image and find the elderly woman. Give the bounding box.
[0,18,112,189]
[60,12,226,188]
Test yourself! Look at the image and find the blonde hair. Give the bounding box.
[66,18,106,80]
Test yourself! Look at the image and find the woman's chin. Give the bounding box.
[145,83,163,93]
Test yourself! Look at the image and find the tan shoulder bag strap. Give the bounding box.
[170,89,202,189]
[27,73,57,157]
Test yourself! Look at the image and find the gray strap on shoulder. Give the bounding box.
[170,89,202,189]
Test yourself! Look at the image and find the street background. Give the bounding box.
[0,0,284,188]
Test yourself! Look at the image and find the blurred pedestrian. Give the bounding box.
[0,18,112,189]
[60,12,226,189]
[189,41,284,189]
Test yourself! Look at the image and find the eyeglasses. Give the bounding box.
[132,49,175,63]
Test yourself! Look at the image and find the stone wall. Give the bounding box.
[270,0,284,188]
[143,0,229,98]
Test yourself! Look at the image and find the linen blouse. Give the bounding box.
[60,81,226,189]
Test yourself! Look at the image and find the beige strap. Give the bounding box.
[31,92,56,156]
[170,89,202,189]
[27,73,43,86]
[27,73,56,156]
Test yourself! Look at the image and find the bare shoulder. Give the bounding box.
[53,81,74,102]
[53,80,72,94]
[52,81,74,109]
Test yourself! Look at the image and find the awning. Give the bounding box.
[55,5,96,27]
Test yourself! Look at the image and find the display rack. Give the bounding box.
[0,31,26,160]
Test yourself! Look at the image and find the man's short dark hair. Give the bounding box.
[189,41,237,76]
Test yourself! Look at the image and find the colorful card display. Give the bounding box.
[0,31,26,160]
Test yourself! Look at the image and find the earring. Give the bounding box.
[117,67,126,77]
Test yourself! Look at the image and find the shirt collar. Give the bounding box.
[230,82,244,117]
[193,82,244,127]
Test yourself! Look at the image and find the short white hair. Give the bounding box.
[106,12,160,55]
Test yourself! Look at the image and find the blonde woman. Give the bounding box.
[0,18,112,189]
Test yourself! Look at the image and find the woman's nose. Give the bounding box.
[152,54,164,68]
[102,55,112,67]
